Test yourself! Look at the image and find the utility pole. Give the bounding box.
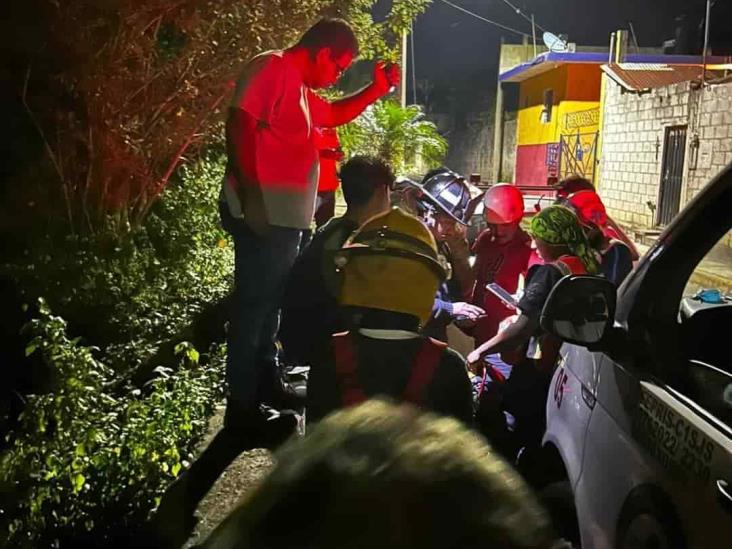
[400,29,408,107]
[410,22,417,105]
[531,14,537,58]
[701,0,712,87]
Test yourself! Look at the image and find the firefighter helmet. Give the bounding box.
[415,168,471,225]
[336,207,447,324]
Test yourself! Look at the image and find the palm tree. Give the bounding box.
[338,99,447,174]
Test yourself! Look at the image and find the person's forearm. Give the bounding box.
[226,108,258,186]
[433,298,454,320]
[226,108,269,232]
[324,83,385,127]
[473,315,534,357]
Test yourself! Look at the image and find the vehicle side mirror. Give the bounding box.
[540,275,617,346]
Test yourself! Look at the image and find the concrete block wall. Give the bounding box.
[599,78,732,247]
[444,109,495,183]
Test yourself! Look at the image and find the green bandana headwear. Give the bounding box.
[529,205,600,274]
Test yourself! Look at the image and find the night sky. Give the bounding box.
[391,0,726,109]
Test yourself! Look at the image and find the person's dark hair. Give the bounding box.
[201,400,554,549]
[554,175,594,198]
[339,155,394,208]
[295,18,359,58]
[583,224,605,250]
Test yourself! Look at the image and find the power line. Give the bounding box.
[437,0,529,37]
[499,0,548,33]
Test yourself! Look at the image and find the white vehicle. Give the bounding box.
[539,164,732,548]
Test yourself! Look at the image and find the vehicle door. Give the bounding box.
[583,168,732,548]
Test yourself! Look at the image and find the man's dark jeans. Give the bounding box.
[219,201,302,413]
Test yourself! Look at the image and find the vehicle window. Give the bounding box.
[683,230,732,297]
[678,230,732,425]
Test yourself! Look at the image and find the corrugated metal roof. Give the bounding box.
[601,63,722,92]
[499,53,731,83]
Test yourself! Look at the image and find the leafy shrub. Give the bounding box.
[0,152,232,546]
[4,151,233,377]
[0,300,225,547]
[338,99,447,174]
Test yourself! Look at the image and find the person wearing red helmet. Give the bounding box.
[554,175,640,262]
[567,189,633,286]
[470,184,533,347]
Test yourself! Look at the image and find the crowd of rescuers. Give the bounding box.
[278,157,635,455]
[213,14,635,545]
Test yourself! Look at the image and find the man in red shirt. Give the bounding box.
[221,18,399,443]
[471,184,532,347]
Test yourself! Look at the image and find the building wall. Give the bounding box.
[514,64,602,185]
[444,109,494,182]
[599,78,732,247]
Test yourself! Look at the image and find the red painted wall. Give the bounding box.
[515,143,550,186]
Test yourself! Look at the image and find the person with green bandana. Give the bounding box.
[467,205,600,466]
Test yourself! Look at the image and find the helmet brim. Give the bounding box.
[410,180,469,225]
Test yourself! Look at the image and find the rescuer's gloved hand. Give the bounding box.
[372,61,400,95]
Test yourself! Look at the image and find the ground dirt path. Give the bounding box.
[181,405,275,547]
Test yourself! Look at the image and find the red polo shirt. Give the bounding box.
[471,228,533,345]
[224,50,333,229]
[314,127,341,193]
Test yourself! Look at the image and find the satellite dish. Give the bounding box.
[543,31,569,52]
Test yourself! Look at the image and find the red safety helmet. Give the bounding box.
[482,184,524,225]
[567,190,608,227]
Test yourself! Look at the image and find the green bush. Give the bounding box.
[1,300,225,546]
[0,152,231,547]
[5,151,233,377]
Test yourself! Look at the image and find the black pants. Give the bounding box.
[475,359,552,462]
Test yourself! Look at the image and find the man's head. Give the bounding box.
[430,212,461,242]
[339,155,393,218]
[566,190,613,248]
[482,184,524,245]
[553,175,594,201]
[201,400,554,549]
[528,205,600,273]
[415,168,471,242]
[295,18,358,88]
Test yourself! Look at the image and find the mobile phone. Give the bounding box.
[486,282,518,309]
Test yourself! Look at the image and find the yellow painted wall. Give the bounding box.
[517,64,602,147]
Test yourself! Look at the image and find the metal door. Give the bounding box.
[657,126,687,226]
[558,131,599,183]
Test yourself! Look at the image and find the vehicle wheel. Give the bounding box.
[616,490,684,549]
[540,480,581,547]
